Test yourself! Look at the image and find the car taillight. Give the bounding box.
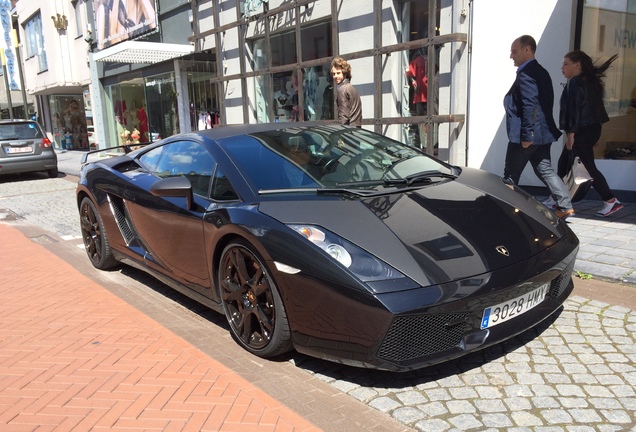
[42,137,53,148]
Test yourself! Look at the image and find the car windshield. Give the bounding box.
[220,125,454,192]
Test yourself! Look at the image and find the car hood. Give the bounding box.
[258,175,567,288]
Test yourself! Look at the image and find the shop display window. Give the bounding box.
[580,1,636,160]
[48,96,88,150]
[252,21,332,123]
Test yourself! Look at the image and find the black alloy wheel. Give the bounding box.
[79,197,118,270]
[219,240,292,357]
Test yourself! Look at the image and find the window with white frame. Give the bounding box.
[24,12,48,73]
[73,1,84,38]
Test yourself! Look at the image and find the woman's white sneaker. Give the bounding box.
[596,199,623,217]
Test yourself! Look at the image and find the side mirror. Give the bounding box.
[150,176,194,210]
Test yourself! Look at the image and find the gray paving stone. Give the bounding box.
[424,388,452,401]
[624,273,636,284]
[447,414,483,430]
[532,385,559,397]
[541,409,573,424]
[544,373,573,384]
[369,396,402,412]
[532,396,560,408]
[600,409,632,424]
[570,374,598,384]
[595,374,626,386]
[575,260,632,280]
[413,418,450,432]
[474,399,507,413]
[511,410,543,426]
[556,384,587,397]
[416,401,448,418]
[565,426,599,432]
[349,386,378,402]
[481,413,513,428]
[557,397,588,408]
[588,397,623,409]
[504,397,533,411]
[396,390,428,405]
[561,363,589,374]
[392,406,427,424]
[447,400,476,414]
[448,387,478,399]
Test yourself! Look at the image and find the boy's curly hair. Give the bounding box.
[331,57,352,81]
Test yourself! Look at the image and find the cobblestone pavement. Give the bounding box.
[562,200,636,285]
[1,171,635,431]
[298,297,636,431]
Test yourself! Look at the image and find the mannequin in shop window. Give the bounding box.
[321,64,334,120]
[137,103,148,142]
[127,101,140,130]
[406,48,428,148]
[116,115,126,145]
[274,77,293,121]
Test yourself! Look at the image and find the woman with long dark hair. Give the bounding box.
[557,50,622,217]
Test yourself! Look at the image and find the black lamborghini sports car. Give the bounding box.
[76,123,578,372]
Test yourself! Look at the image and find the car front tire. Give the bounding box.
[218,240,292,358]
[79,197,118,270]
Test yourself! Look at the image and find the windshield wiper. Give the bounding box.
[259,187,377,198]
[385,170,457,186]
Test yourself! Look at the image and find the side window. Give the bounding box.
[139,141,215,197]
[210,166,239,201]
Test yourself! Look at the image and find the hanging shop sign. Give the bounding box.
[0,0,19,91]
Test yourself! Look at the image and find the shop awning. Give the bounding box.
[92,41,194,64]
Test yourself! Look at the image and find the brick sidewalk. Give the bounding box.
[0,222,320,432]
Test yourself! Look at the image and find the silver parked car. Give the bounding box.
[0,120,58,178]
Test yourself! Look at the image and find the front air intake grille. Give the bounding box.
[549,260,575,299]
[377,313,469,363]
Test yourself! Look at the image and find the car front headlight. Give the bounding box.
[288,224,404,282]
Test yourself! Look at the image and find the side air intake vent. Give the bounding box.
[108,196,135,245]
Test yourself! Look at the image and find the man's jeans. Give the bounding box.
[504,142,573,211]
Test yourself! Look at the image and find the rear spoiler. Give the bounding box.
[80,143,151,164]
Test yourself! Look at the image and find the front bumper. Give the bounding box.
[290,243,578,372]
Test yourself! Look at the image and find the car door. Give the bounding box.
[125,139,215,289]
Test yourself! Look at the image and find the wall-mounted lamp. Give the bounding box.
[84,24,94,44]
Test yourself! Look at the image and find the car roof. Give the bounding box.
[195,121,346,141]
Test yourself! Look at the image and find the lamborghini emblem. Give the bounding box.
[496,246,509,256]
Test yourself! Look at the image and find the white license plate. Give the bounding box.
[6,146,33,154]
[480,283,549,329]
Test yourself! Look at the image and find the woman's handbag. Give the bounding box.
[563,156,593,202]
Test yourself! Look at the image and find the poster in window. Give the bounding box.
[94,0,158,51]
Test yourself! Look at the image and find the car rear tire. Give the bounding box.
[218,240,292,358]
[47,167,59,178]
[79,197,118,270]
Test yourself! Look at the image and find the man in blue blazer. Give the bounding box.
[503,35,574,219]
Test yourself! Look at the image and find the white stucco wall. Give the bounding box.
[466,0,575,186]
[17,0,92,94]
